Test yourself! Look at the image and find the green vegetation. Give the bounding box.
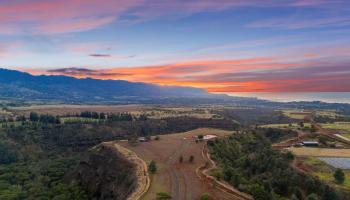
[209,131,343,200]
[149,160,157,174]
[200,193,212,200]
[334,169,345,184]
[260,123,311,129]
[156,192,172,200]
[281,109,311,119]
[321,122,350,132]
[0,156,88,200]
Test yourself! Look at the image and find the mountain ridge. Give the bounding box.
[0,68,211,103]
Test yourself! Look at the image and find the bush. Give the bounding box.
[148,160,157,174]
[200,193,212,200]
[334,168,345,184]
[156,192,172,200]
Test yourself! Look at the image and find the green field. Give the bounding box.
[341,133,350,140]
[321,122,350,132]
[280,109,340,120]
[260,123,311,129]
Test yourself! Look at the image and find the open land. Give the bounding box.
[119,128,247,200]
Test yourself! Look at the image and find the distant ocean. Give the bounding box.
[223,92,350,104]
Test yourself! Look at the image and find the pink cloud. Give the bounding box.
[0,0,345,34]
[0,0,143,34]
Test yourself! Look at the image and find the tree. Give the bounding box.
[318,135,328,145]
[189,155,194,163]
[299,122,304,128]
[0,141,18,164]
[149,160,157,174]
[99,112,106,119]
[249,184,271,200]
[306,193,318,200]
[156,192,172,200]
[334,168,345,184]
[30,112,39,122]
[200,193,212,200]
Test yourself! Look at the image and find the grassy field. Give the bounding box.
[321,122,350,132]
[260,123,311,129]
[280,109,340,119]
[280,109,312,119]
[289,147,350,157]
[134,108,218,119]
[341,133,350,140]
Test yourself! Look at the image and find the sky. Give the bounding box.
[1,0,350,92]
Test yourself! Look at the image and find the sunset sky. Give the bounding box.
[1,0,350,92]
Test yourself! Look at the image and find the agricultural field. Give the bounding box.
[280,109,312,119]
[280,109,340,119]
[289,147,350,157]
[321,122,350,132]
[260,123,311,129]
[341,133,350,140]
[136,107,219,119]
[118,128,241,200]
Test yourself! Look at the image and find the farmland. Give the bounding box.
[288,147,350,157]
[259,122,311,129]
[321,122,350,132]
[281,109,311,119]
[280,109,341,119]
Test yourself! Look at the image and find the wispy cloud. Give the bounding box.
[89,54,112,58]
[47,67,130,78]
[247,16,350,29]
[1,0,348,35]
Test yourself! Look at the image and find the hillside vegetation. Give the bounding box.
[209,131,345,200]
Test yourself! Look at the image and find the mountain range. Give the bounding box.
[0,68,211,103]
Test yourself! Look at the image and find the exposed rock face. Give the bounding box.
[67,143,137,200]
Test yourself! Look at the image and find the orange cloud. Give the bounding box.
[23,56,350,92]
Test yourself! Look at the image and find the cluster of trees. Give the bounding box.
[209,132,344,200]
[0,121,94,199]
[79,111,134,121]
[0,141,18,164]
[0,156,88,200]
